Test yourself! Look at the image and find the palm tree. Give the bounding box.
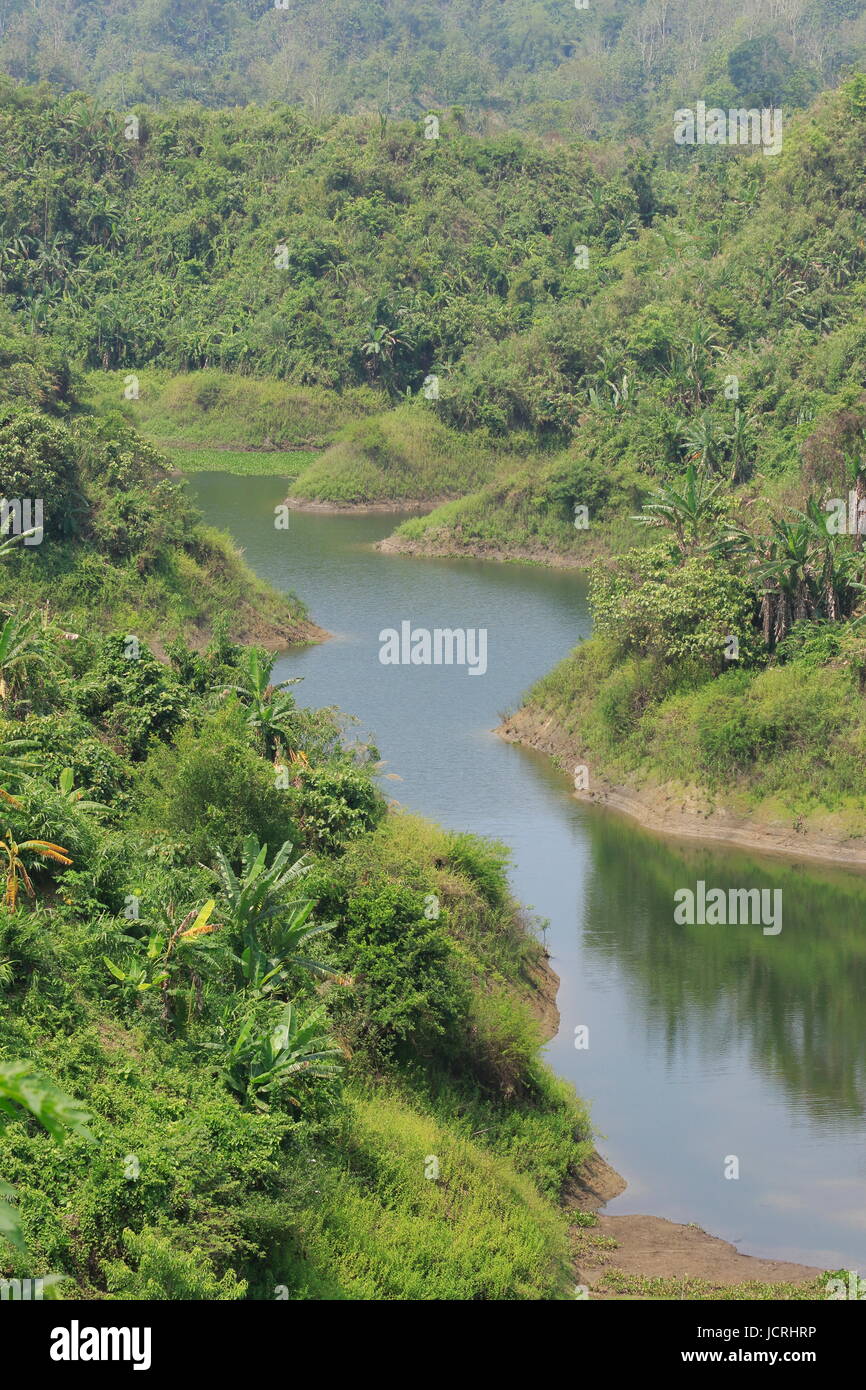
[801,497,863,621]
[726,408,754,485]
[0,831,72,911]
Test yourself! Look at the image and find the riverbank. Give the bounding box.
[288,496,441,515]
[189,479,854,1290]
[377,530,591,568]
[498,703,866,871]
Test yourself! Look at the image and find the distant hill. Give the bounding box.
[2,0,866,135]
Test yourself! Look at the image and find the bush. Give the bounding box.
[73,635,187,759]
[0,404,80,537]
[445,832,510,910]
[591,545,763,674]
[105,1228,247,1300]
[135,704,298,863]
[295,764,385,852]
[337,884,470,1060]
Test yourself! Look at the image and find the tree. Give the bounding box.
[0,828,72,910]
[633,465,725,560]
[221,648,302,758]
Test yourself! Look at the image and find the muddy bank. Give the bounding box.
[241,615,328,651]
[498,703,866,872]
[576,1213,822,1296]
[287,497,444,515]
[377,531,588,568]
[148,613,328,663]
[564,1152,820,1293]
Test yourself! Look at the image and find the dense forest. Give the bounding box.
[0,322,591,1298]
[1,0,865,136]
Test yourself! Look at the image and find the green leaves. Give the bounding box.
[223,1002,343,1111]
[633,465,726,560]
[0,1060,94,1250]
[0,1177,24,1250]
[0,1060,93,1143]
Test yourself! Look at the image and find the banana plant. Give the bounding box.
[57,767,109,816]
[0,525,40,559]
[236,898,344,995]
[103,899,221,1008]
[102,950,167,994]
[213,836,340,992]
[0,609,52,705]
[219,648,302,757]
[223,1003,344,1110]
[0,830,72,911]
[159,898,222,1022]
[212,835,310,941]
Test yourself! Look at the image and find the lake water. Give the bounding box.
[190,470,866,1271]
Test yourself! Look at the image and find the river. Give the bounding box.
[190,470,866,1271]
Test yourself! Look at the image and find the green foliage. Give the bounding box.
[135,704,298,861]
[222,1002,343,1112]
[591,545,763,674]
[73,634,187,757]
[337,883,471,1061]
[0,405,80,537]
[294,764,385,853]
[0,1059,93,1251]
[105,1227,247,1300]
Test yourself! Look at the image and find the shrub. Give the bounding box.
[105,1228,247,1300]
[445,832,510,910]
[72,635,187,758]
[135,704,298,863]
[0,404,80,537]
[295,764,385,852]
[337,884,470,1060]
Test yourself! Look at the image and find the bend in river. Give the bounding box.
[191,470,866,1271]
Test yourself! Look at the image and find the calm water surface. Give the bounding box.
[191,471,866,1269]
